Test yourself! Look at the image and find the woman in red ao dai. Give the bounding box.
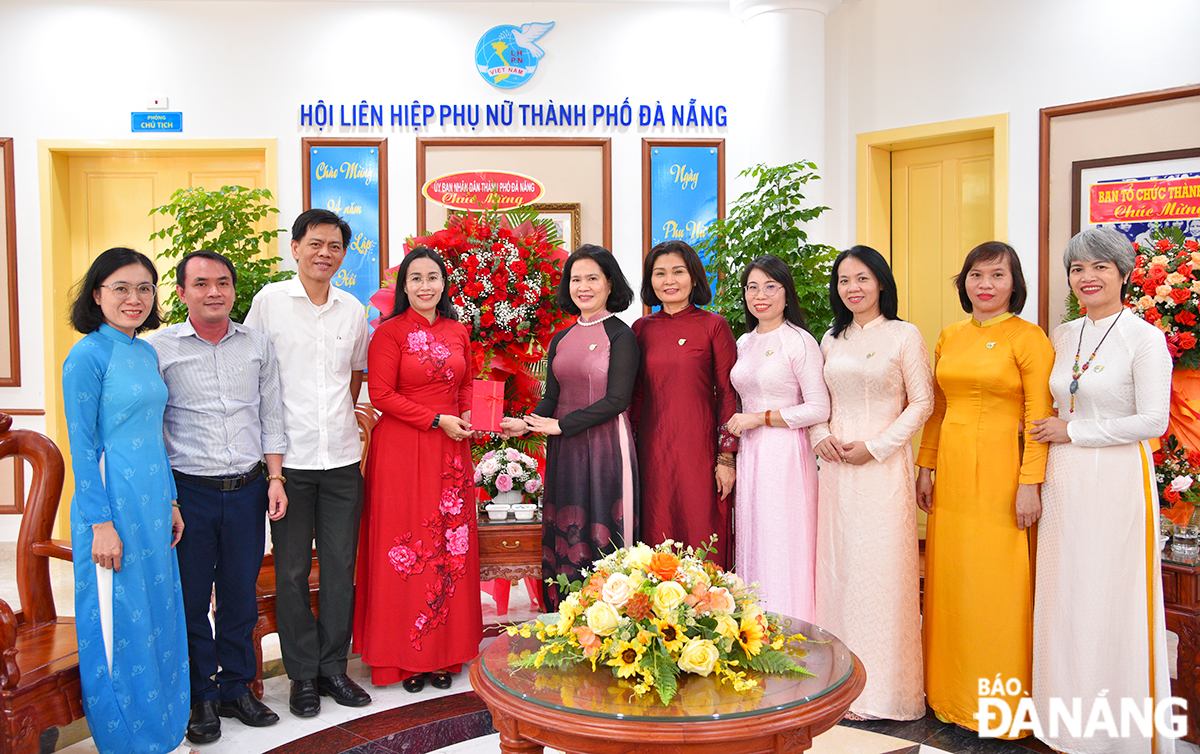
[630,240,739,568]
[353,247,480,694]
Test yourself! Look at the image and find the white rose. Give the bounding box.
[479,458,500,476]
[652,580,688,616]
[506,462,524,476]
[602,573,634,607]
[624,544,653,570]
[584,601,621,636]
[677,638,719,676]
[1171,476,1195,493]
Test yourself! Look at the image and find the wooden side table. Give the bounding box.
[1162,546,1200,744]
[478,518,544,616]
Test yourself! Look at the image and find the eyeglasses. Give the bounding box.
[100,283,157,300]
[745,283,783,297]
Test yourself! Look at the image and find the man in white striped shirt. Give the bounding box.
[147,250,288,744]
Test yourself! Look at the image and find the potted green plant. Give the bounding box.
[149,185,291,323]
[699,160,838,336]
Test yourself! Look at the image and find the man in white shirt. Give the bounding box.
[244,209,371,717]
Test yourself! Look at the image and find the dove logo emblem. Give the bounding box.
[475,22,555,89]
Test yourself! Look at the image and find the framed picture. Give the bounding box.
[416,137,611,249]
[527,202,580,250]
[1037,84,1200,327]
[1072,149,1200,246]
[301,137,389,309]
[0,138,19,387]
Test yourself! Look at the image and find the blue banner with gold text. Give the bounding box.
[650,146,720,265]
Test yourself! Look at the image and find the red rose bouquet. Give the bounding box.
[1127,229,1200,369]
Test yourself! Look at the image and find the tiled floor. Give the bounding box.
[6,549,1198,754]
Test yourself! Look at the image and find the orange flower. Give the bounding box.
[1145,307,1162,324]
[647,552,680,581]
[1171,288,1192,305]
[571,626,603,656]
[582,572,608,601]
[1180,332,1198,350]
[624,592,653,621]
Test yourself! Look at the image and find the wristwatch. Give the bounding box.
[431,414,441,429]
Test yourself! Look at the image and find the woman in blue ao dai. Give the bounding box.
[62,248,188,754]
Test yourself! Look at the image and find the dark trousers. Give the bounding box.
[271,463,363,680]
[175,474,267,703]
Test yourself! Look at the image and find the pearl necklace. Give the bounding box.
[577,312,615,327]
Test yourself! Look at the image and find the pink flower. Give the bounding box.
[495,474,513,492]
[482,450,495,460]
[506,462,524,476]
[429,341,451,360]
[524,478,542,493]
[446,524,470,556]
[406,330,430,352]
[439,488,463,514]
[473,469,483,485]
[505,448,521,461]
[389,543,418,575]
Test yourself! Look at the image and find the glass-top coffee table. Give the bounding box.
[469,618,865,753]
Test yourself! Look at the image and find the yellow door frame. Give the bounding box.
[856,114,1009,253]
[38,139,277,537]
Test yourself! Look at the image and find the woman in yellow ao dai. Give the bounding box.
[915,242,1054,735]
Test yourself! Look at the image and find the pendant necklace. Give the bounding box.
[577,312,615,327]
[1070,310,1121,412]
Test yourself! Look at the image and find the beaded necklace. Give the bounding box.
[1070,310,1121,412]
[577,312,615,327]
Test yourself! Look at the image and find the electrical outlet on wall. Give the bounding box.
[148,97,169,110]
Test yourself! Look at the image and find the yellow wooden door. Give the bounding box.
[51,151,268,533]
[890,137,994,359]
[890,137,994,536]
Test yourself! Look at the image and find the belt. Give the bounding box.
[173,463,263,492]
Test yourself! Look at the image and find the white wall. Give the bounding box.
[823,0,1200,301]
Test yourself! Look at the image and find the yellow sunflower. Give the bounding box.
[606,637,647,678]
[737,612,766,657]
[651,617,687,654]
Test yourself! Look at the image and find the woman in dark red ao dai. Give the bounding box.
[501,245,640,609]
[630,241,738,569]
[352,247,481,694]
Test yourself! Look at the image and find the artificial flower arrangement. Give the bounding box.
[1155,433,1200,525]
[1127,227,1200,369]
[475,446,542,499]
[505,538,815,705]
[370,207,569,461]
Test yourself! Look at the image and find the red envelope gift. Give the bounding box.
[471,379,504,433]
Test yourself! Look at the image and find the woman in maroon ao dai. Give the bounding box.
[631,241,738,568]
[353,248,480,693]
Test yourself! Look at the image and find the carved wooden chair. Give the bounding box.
[0,414,83,754]
[248,403,379,698]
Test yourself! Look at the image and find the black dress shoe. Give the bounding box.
[186,700,221,744]
[217,692,280,727]
[289,679,320,717]
[430,670,452,690]
[317,672,372,707]
[403,674,426,693]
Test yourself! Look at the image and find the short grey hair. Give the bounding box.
[1063,227,1136,277]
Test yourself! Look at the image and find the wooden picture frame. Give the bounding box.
[1071,148,1200,239]
[527,202,581,251]
[301,137,389,303]
[416,137,612,249]
[1037,84,1200,328]
[0,139,19,387]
